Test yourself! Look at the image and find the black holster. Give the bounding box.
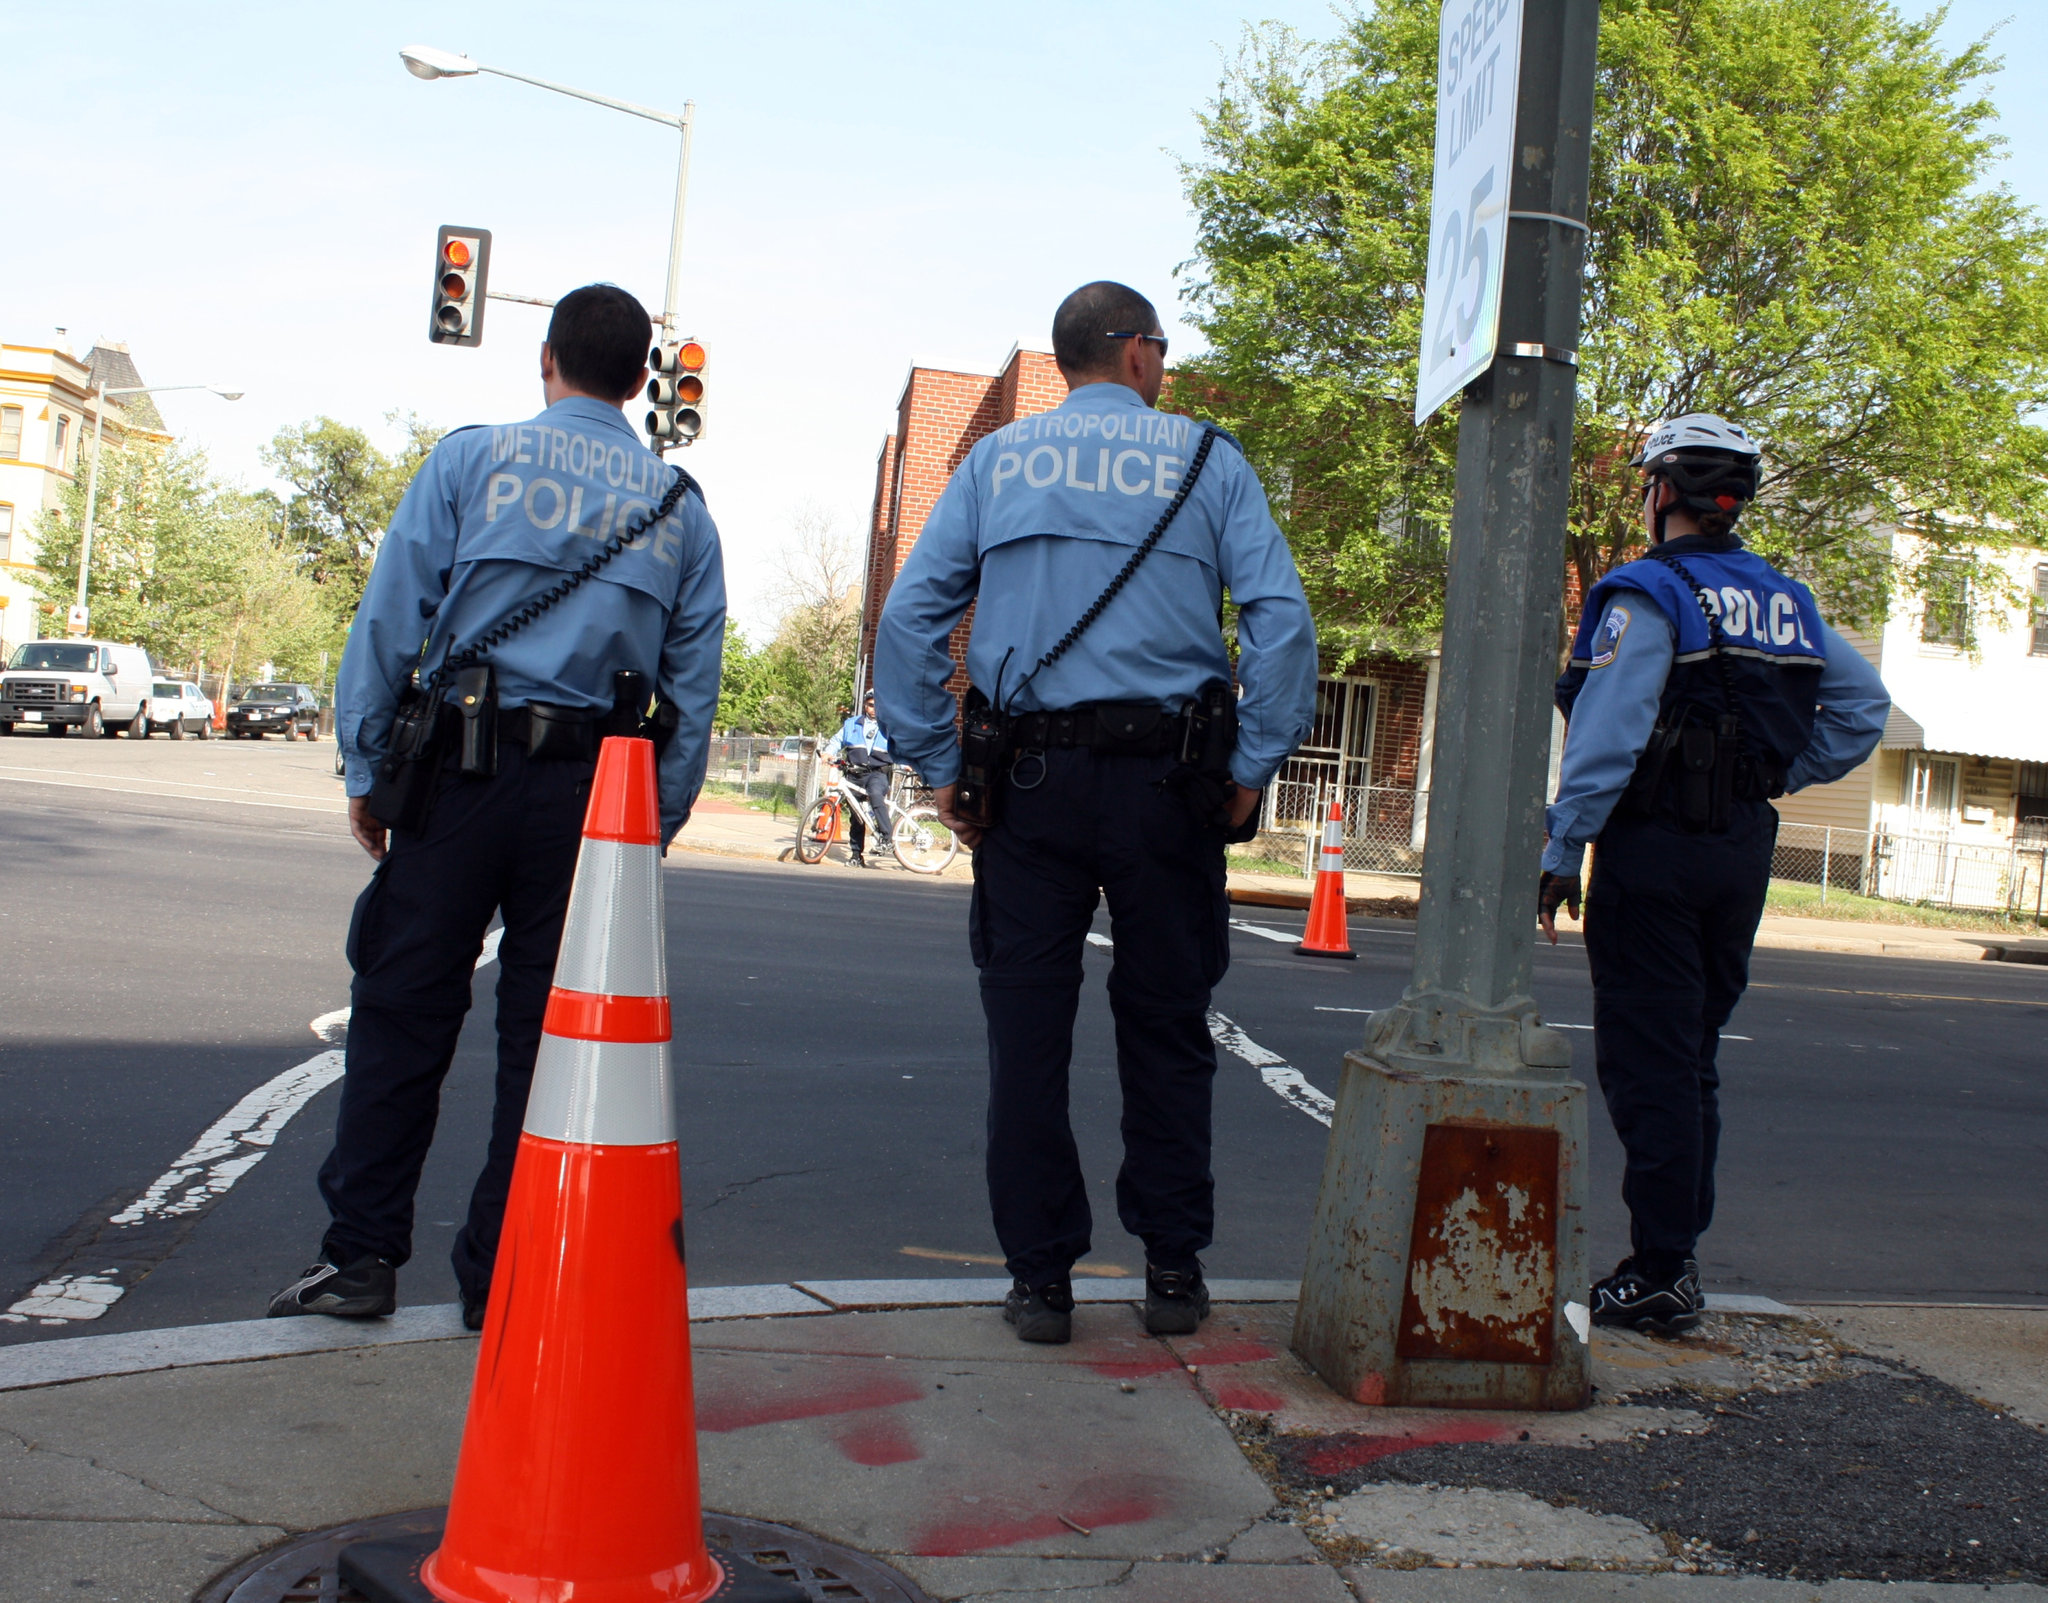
[1159,681,1255,842]
[452,665,497,777]
[1624,711,1751,833]
[954,685,1011,829]
[366,681,449,835]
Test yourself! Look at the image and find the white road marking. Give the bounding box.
[1086,928,1333,1126]
[1229,918,1301,945]
[5,929,509,1325]
[1315,1005,1373,1014]
[1547,1022,1752,1041]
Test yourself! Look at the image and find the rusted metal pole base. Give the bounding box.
[1292,1036,1591,1412]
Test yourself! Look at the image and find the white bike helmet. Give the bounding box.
[1631,413,1761,538]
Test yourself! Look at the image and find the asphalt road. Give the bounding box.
[2,744,2045,1346]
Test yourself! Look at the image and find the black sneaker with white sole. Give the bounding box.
[1002,1278,1074,1344]
[266,1253,397,1319]
[1589,1256,1702,1335]
[1144,1263,1211,1336]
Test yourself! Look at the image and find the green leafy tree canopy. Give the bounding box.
[263,412,442,617]
[1180,0,2048,656]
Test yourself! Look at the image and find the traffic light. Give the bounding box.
[429,225,492,346]
[646,339,706,447]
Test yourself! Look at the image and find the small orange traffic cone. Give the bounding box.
[338,737,802,1603]
[1295,799,1356,960]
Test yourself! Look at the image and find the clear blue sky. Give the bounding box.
[0,3,2037,631]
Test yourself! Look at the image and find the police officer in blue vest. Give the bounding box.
[873,281,1318,1344]
[1540,414,1887,1333]
[827,690,896,866]
[270,284,725,1327]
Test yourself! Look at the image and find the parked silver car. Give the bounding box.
[144,681,215,739]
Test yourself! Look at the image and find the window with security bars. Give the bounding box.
[2033,565,2048,657]
[1920,561,1973,648]
[0,406,21,460]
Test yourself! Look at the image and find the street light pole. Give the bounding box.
[400,47,694,335]
[1291,0,1601,1412]
[74,382,241,629]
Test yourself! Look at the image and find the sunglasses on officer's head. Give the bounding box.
[1106,331,1169,356]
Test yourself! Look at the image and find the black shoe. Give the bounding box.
[461,1291,487,1332]
[1002,1278,1074,1344]
[1144,1263,1211,1336]
[848,851,866,869]
[1590,1257,1703,1335]
[267,1253,397,1319]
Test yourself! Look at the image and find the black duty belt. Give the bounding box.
[1010,702,1189,758]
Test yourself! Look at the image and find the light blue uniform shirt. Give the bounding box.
[872,382,1318,789]
[337,396,726,844]
[829,714,890,763]
[1542,601,1890,873]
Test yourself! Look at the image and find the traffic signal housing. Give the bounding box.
[429,225,492,346]
[646,339,706,447]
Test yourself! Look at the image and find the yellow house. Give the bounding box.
[0,340,170,659]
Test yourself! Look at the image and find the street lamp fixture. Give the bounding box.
[75,382,243,630]
[397,44,695,345]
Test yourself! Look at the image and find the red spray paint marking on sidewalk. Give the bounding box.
[696,1371,924,1433]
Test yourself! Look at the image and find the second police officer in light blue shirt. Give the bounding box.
[270,285,726,1331]
[1538,414,1887,1335]
[826,689,896,867]
[874,281,1318,1345]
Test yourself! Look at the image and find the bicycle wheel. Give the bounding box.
[892,806,959,875]
[795,796,838,864]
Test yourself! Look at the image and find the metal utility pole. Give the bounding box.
[1293,0,1601,1412]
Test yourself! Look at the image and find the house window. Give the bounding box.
[0,406,21,460]
[53,414,69,467]
[1904,753,1958,821]
[2032,565,2048,658]
[0,502,12,562]
[1920,561,1972,648]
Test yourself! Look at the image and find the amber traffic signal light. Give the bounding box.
[646,339,705,447]
[429,225,492,346]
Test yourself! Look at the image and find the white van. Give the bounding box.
[0,639,157,738]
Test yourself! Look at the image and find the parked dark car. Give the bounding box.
[227,683,321,740]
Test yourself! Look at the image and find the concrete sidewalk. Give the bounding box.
[3,1282,2042,1603]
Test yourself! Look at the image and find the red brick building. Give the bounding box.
[859,345,1440,862]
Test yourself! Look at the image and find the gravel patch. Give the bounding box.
[1272,1370,2045,1583]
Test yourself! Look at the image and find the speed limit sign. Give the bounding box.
[1414,0,1525,424]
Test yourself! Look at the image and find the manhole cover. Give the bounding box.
[197,1507,933,1603]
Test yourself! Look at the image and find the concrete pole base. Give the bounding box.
[1292,1028,1593,1411]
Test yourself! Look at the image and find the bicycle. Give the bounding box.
[795,762,959,875]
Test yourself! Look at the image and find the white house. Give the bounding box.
[1776,543,2048,911]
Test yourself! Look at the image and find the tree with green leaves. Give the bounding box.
[263,412,442,617]
[1180,0,2048,660]
[30,445,342,686]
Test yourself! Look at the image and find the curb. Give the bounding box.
[1228,886,1417,915]
[0,1282,1795,1395]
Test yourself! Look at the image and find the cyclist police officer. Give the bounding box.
[828,690,896,867]
[270,284,726,1329]
[873,281,1317,1344]
[1540,414,1887,1333]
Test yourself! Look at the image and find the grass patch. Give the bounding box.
[701,778,800,817]
[1228,852,1307,879]
[1766,879,2043,933]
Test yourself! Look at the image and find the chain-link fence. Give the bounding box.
[1871,830,2048,917]
[1769,820,2048,918]
[1263,778,1427,877]
[705,734,819,811]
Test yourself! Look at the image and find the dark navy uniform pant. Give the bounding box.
[847,767,893,855]
[970,747,1230,1288]
[1584,800,1776,1278]
[318,742,595,1303]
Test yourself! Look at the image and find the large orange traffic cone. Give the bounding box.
[338,737,802,1603]
[1295,799,1357,960]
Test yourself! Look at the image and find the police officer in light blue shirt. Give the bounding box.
[270,284,725,1329]
[826,690,896,867]
[874,281,1317,1345]
[1539,414,1887,1335]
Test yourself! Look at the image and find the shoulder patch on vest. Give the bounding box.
[1590,604,1630,668]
